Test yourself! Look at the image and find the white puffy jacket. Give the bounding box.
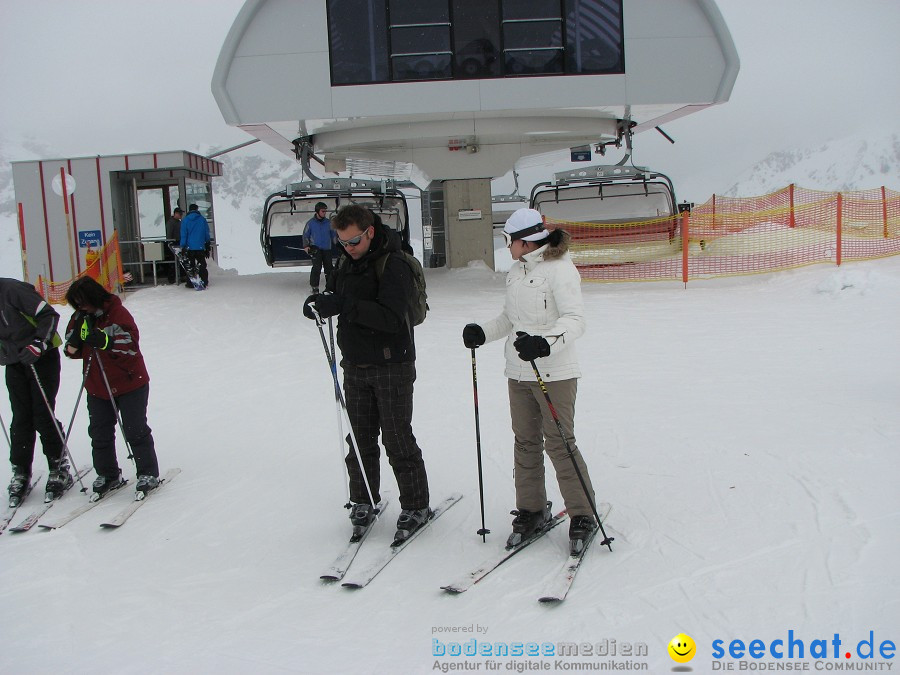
[480,232,585,382]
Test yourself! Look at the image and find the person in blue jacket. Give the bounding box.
[302,202,337,292]
[179,204,212,288]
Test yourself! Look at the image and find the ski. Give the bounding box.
[441,510,569,594]
[99,468,181,528]
[341,493,463,589]
[537,502,612,603]
[1,472,44,535]
[37,478,130,530]
[8,465,92,533]
[320,499,391,582]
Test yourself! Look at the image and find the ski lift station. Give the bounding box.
[12,151,222,287]
[214,0,738,269]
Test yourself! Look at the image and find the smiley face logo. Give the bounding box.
[667,634,696,663]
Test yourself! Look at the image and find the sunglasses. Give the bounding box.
[338,227,370,247]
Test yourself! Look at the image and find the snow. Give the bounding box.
[1,252,899,673]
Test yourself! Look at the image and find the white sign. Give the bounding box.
[51,172,76,197]
[424,237,433,249]
[458,209,482,221]
[423,225,432,237]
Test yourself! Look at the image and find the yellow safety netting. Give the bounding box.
[547,185,900,282]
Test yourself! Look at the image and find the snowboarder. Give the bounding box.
[0,277,72,505]
[180,203,211,288]
[63,277,160,497]
[461,208,599,552]
[302,205,432,544]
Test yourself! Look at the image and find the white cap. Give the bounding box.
[503,208,548,242]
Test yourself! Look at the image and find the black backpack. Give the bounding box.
[338,250,428,326]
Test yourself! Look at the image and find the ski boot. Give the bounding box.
[45,458,74,502]
[506,502,552,549]
[91,472,126,502]
[393,507,432,546]
[135,475,160,499]
[568,515,597,555]
[7,467,31,508]
[348,502,377,542]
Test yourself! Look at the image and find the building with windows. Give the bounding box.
[213,0,738,268]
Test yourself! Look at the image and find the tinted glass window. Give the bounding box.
[391,25,451,54]
[388,0,451,80]
[502,0,560,21]
[327,0,390,84]
[327,0,623,84]
[452,1,501,78]
[392,54,452,81]
[390,0,448,23]
[565,0,623,73]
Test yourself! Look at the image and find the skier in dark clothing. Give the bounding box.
[1,277,72,504]
[302,205,431,543]
[63,277,160,497]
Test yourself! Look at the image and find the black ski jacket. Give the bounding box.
[327,223,416,366]
[0,278,60,365]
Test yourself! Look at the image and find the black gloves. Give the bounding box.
[307,244,319,255]
[65,311,86,350]
[302,294,318,320]
[312,293,343,318]
[302,293,344,320]
[82,327,110,350]
[205,242,212,259]
[513,332,551,361]
[77,314,110,350]
[19,339,45,365]
[462,323,485,349]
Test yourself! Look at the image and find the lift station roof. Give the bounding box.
[213,0,738,181]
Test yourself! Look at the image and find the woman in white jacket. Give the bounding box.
[462,208,598,553]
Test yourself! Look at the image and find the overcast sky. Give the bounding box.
[1,0,897,201]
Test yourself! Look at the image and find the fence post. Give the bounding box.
[682,210,690,286]
[789,183,796,228]
[882,186,889,239]
[836,193,842,266]
[711,194,717,229]
[17,202,29,282]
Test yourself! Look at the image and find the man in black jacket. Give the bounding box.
[303,206,431,544]
[0,278,72,504]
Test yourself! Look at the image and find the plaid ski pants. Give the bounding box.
[342,361,430,510]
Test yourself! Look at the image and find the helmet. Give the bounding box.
[314,202,328,212]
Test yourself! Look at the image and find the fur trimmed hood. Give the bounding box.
[522,228,572,267]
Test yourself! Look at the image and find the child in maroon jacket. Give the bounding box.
[63,277,160,497]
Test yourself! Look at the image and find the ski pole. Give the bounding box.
[54,351,96,493]
[0,408,11,453]
[28,362,88,493]
[517,335,613,551]
[470,348,490,542]
[92,352,138,472]
[328,315,351,507]
[310,303,378,512]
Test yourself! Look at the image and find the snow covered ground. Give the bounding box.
[1,256,898,673]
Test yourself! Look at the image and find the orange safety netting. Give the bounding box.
[35,232,126,304]
[547,185,900,283]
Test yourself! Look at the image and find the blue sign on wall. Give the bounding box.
[570,145,592,162]
[78,230,102,248]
